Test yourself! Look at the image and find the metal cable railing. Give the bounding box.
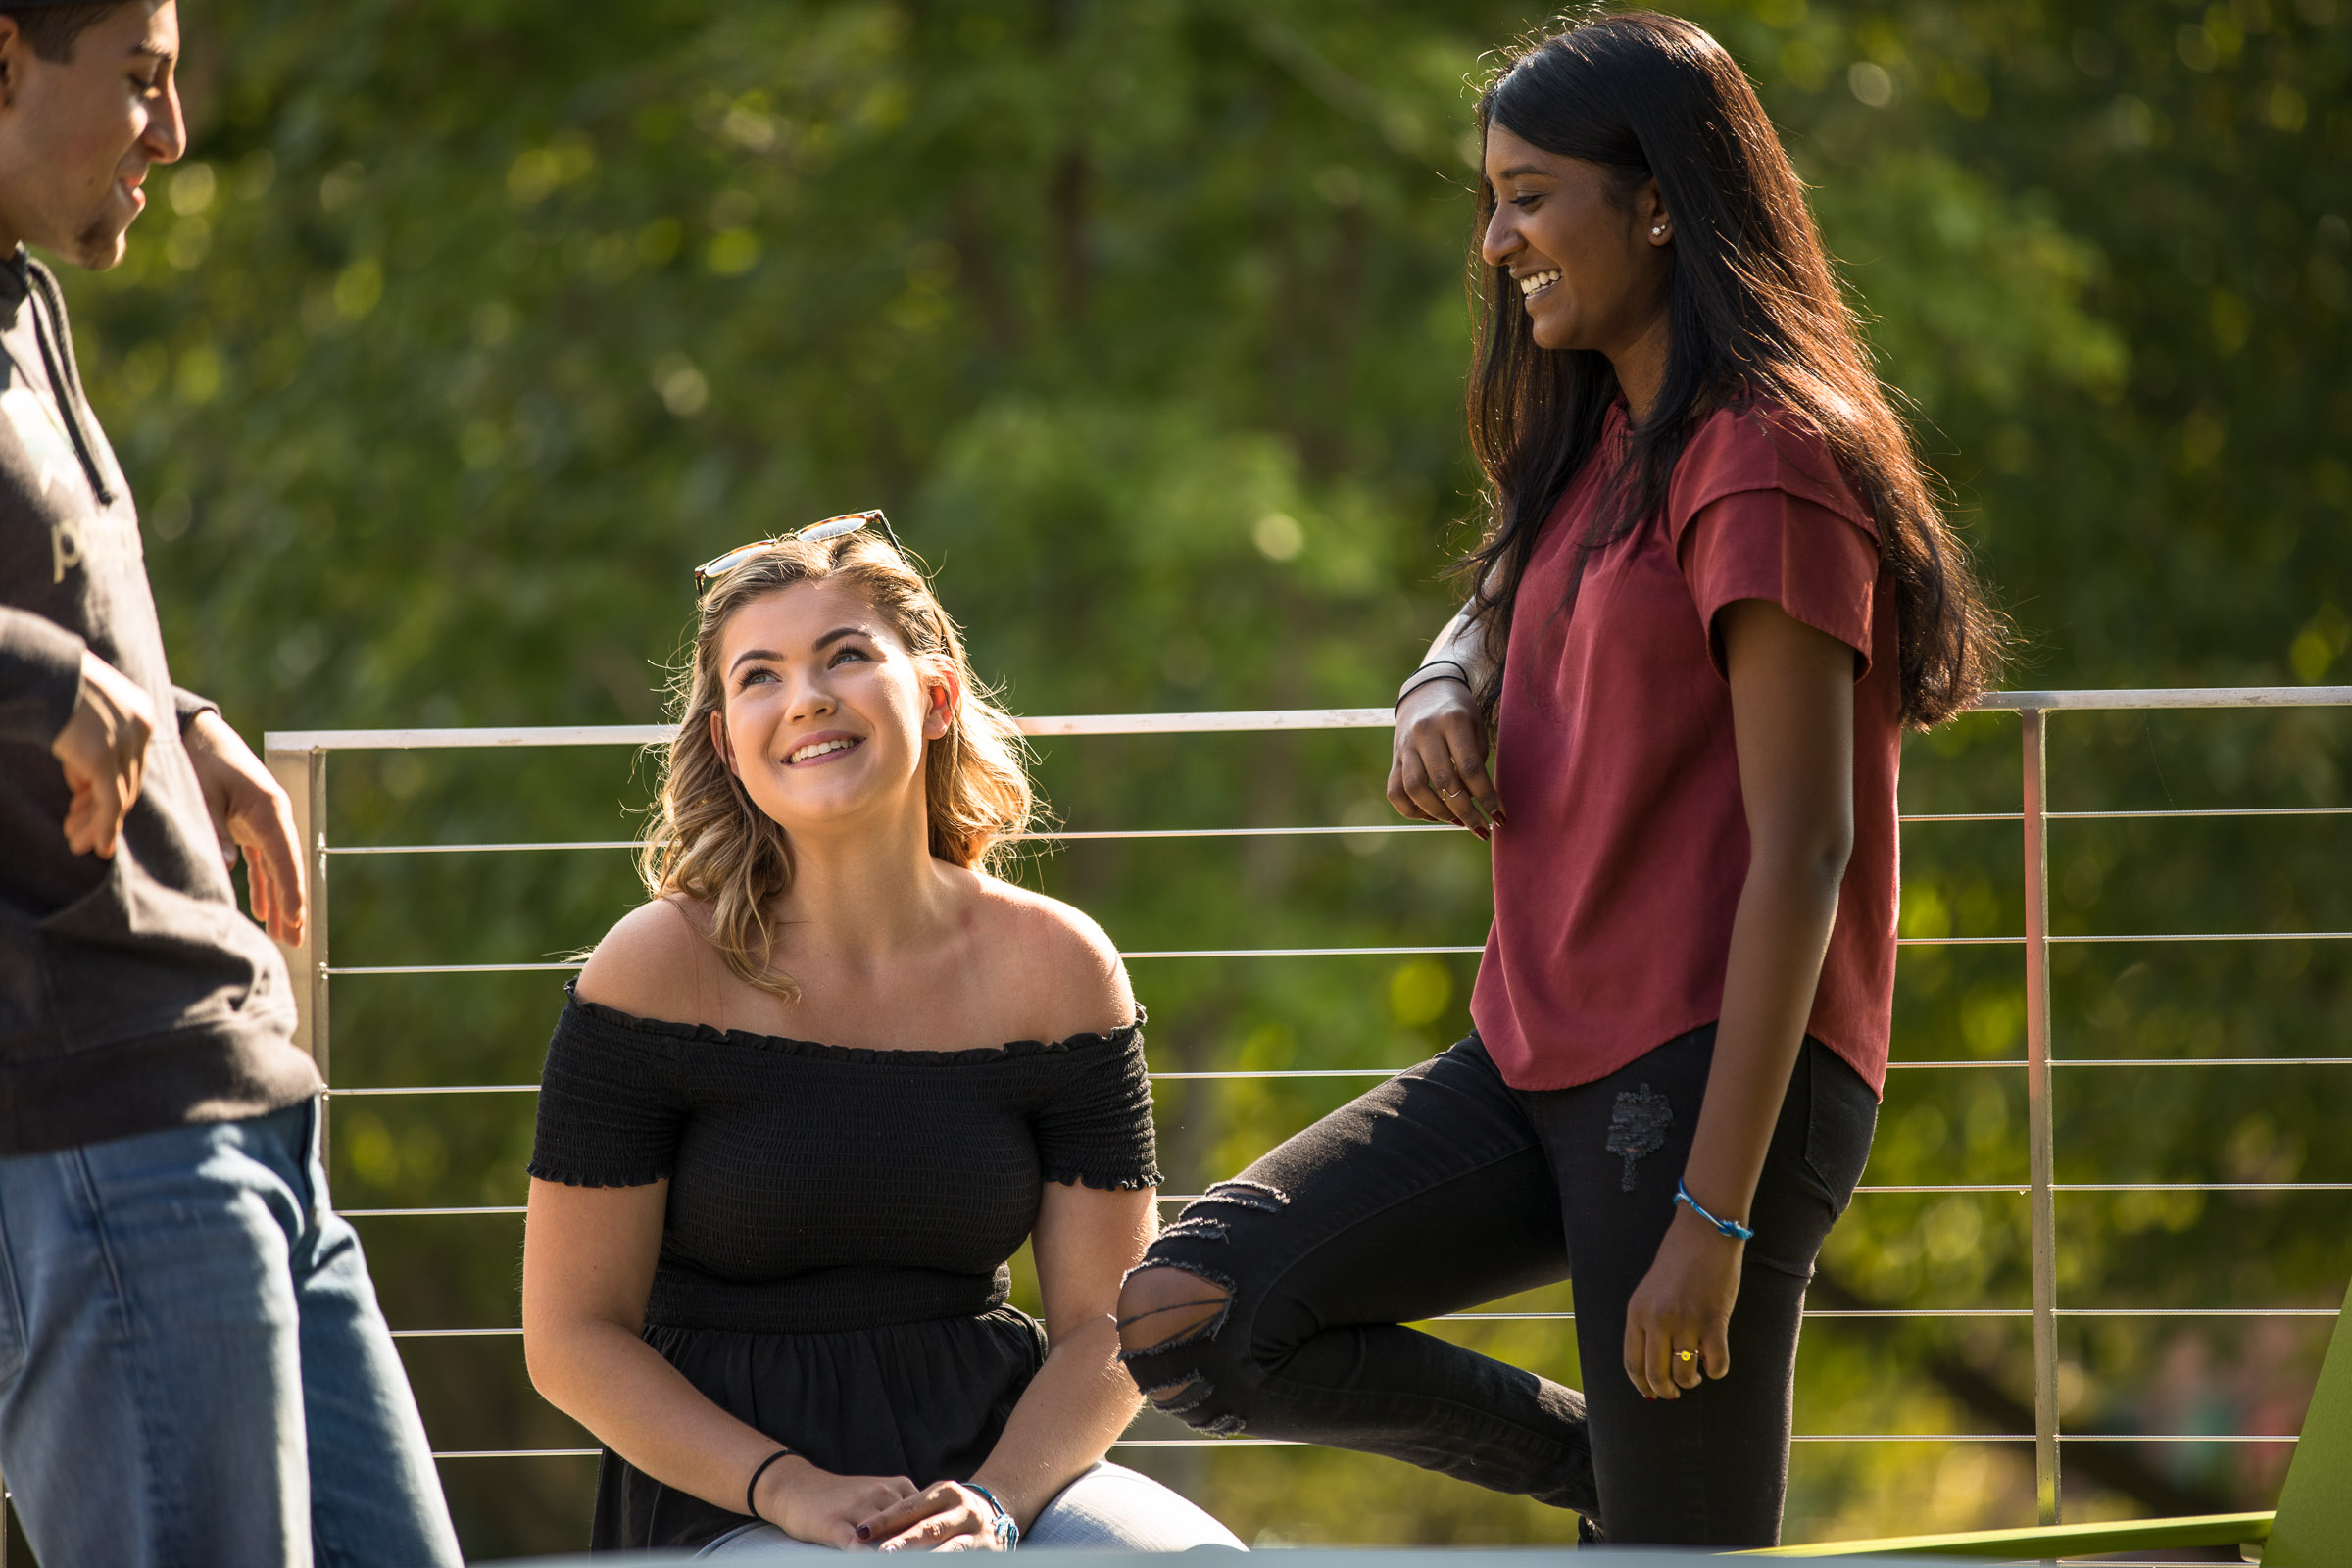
[264,686,2352,1509]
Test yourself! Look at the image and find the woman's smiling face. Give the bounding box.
[1480,121,1672,358]
[710,579,955,835]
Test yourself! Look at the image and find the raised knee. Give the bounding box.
[1116,1264,1233,1362]
[1117,1263,1240,1425]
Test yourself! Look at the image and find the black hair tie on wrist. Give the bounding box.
[1396,659,1473,715]
[746,1446,795,1520]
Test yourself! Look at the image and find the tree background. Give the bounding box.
[24,0,2352,1555]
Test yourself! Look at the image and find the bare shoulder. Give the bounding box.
[966,874,1138,1038]
[574,896,714,1019]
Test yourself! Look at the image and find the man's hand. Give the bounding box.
[51,649,155,859]
[185,709,307,946]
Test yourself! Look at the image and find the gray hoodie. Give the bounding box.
[0,249,318,1154]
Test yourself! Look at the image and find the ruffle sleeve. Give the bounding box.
[1031,1021,1161,1192]
[527,989,689,1187]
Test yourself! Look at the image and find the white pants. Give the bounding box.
[696,1462,1245,1554]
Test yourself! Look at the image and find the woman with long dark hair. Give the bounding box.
[1117,13,2001,1546]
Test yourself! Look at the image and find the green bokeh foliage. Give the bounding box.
[40,0,2352,1553]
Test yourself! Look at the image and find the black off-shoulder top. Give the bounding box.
[527,984,1160,1550]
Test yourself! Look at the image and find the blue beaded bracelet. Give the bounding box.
[1675,1179,1754,1241]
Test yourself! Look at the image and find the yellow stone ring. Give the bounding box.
[1675,1350,1696,1363]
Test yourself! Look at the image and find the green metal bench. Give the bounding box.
[1739,1278,2350,1561]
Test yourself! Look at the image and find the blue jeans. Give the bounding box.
[694,1462,1246,1554]
[0,1098,463,1567]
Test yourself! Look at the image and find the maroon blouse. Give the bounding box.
[1467,400,1902,1097]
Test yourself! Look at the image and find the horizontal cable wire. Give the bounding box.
[1143,1181,2352,1201]
[325,948,1494,975]
[343,1179,2352,1219]
[320,1056,2352,1097]
[308,807,2352,861]
[2046,1057,2352,1068]
[2067,1433,2299,1443]
[333,840,642,855]
[333,1084,539,1097]
[2052,1181,2352,1192]
[317,928,2352,978]
[425,1432,2302,1458]
[261,685,2352,758]
[1131,1434,2274,1446]
[1892,931,2352,946]
[269,708,1400,755]
[315,803,2352,857]
[2052,931,2352,944]
[1148,1069,1395,1079]
[2050,804,2352,820]
[329,1072,1414,1096]
[381,1305,2341,1340]
[330,824,1471,856]
[332,962,583,975]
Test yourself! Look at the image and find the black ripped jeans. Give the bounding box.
[1122,1026,1877,1546]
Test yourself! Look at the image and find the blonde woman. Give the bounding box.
[521,515,1242,1555]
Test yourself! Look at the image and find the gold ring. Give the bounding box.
[1675,1349,1696,1363]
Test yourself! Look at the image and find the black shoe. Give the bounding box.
[1577,1512,1605,1546]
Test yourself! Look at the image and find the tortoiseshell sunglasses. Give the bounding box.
[691,510,904,597]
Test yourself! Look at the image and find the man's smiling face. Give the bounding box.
[0,2,185,270]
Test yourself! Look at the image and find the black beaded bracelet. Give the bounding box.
[746,1446,795,1520]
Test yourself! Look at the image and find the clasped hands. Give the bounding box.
[754,1457,1011,1551]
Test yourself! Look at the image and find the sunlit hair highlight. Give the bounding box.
[639,532,1036,999]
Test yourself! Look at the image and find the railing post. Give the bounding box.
[266,745,330,1152]
[2021,708,2061,1524]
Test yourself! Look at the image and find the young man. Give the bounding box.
[0,4,463,1562]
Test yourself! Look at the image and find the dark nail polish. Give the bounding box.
[856,1527,870,1541]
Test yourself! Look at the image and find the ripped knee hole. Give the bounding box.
[1116,1264,1233,1359]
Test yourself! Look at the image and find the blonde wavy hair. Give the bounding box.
[639,530,1037,999]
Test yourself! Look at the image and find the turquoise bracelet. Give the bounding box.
[1675,1179,1754,1241]
[965,1483,1019,1550]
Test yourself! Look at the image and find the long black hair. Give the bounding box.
[1462,11,2002,728]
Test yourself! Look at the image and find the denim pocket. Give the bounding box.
[1799,1044,1878,1220]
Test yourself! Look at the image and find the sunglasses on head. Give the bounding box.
[691,510,904,597]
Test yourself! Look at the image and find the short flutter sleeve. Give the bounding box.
[1667,405,1882,679]
[1031,1022,1161,1192]
[527,991,690,1187]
